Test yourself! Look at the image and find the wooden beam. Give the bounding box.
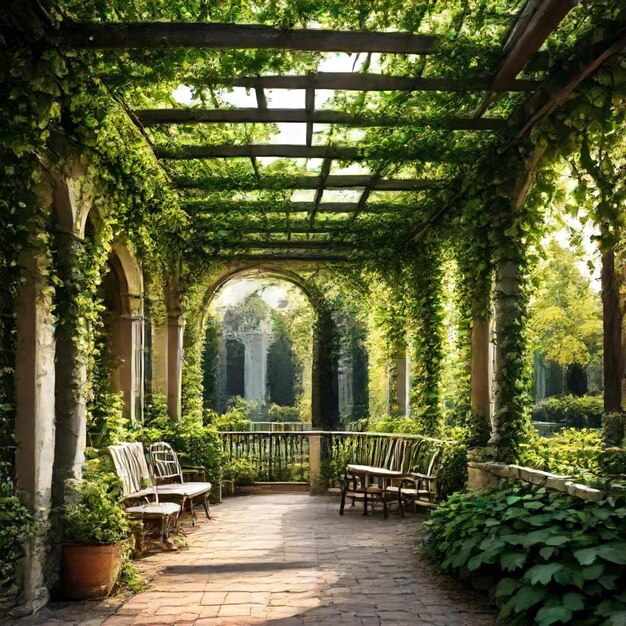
[227,72,539,92]
[157,144,471,162]
[203,224,350,234]
[54,22,438,53]
[473,0,577,117]
[493,0,578,91]
[212,254,354,262]
[183,200,420,214]
[505,9,626,144]
[136,108,505,129]
[173,174,446,191]
[310,158,332,223]
[305,87,315,147]
[218,240,354,249]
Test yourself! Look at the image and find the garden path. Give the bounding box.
[11,493,496,626]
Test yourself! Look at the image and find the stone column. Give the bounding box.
[14,250,56,614]
[167,316,184,421]
[52,233,87,506]
[151,319,169,396]
[395,351,409,416]
[308,434,326,494]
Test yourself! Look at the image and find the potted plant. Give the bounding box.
[61,476,131,600]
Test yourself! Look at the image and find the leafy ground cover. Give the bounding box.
[424,483,626,625]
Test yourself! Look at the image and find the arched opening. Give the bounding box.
[98,241,144,423]
[201,265,340,429]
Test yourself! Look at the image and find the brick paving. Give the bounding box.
[10,493,496,626]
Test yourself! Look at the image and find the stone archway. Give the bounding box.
[202,264,340,430]
[101,240,144,422]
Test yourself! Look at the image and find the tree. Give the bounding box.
[528,239,603,395]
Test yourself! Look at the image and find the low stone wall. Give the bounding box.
[467,461,604,501]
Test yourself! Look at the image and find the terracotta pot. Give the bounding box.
[61,543,121,600]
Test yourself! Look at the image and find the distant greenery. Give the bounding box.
[424,484,626,625]
[528,240,603,392]
[533,395,604,428]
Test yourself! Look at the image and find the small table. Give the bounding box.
[340,464,404,518]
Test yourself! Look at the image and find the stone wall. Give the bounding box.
[467,461,605,501]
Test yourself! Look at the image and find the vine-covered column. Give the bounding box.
[13,179,56,613]
[403,240,445,436]
[456,198,494,448]
[166,274,184,421]
[489,145,547,461]
[51,169,94,507]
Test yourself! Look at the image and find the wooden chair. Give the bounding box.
[387,448,441,514]
[149,442,212,524]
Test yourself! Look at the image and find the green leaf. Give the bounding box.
[598,543,626,565]
[499,552,526,572]
[582,563,604,580]
[523,563,563,585]
[539,546,556,560]
[562,592,585,612]
[574,547,599,565]
[494,577,520,599]
[535,606,573,626]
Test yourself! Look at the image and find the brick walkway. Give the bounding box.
[12,493,496,626]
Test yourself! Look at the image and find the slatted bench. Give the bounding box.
[108,443,181,544]
[149,441,212,524]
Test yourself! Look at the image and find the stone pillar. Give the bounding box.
[167,316,184,421]
[396,352,409,416]
[151,319,169,396]
[14,250,56,614]
[52,233,87,505]
[308,434,326,494]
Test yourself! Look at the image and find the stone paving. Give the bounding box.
[10,493,496,626]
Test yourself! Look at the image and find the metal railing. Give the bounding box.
[219,430,455,487]
[220,431,311,482]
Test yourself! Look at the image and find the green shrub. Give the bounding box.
[222,458,259,485]
[536,395,604,428]
[518,428,604,479]
[603,412,626,447]
[209,407,250,432]
[0,480,32,605]
[424,483,626,625]
[267,404,300,422]
[63,476,131,545]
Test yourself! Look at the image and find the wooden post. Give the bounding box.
[601,247,623,413]
[470,314,491,426]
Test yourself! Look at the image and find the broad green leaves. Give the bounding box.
[424,483,626,625]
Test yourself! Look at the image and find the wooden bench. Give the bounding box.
[149,442,212,524]
[108,443,181,544]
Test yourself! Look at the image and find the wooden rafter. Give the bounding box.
[225,73,539,92]
[218,240,354,249]
[173,175,446,191]
[157,144,473,162]
[212,254,353,262]
[504,9,626,144]
[206,223,350,234]
[136,108,505,129]
[54,22,438,53]
[474,0,578,117]
[310,158,332,224]
[183,200,422,214]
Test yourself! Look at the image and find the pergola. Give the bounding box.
[7,1,624,263]
[2,1,626,615]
